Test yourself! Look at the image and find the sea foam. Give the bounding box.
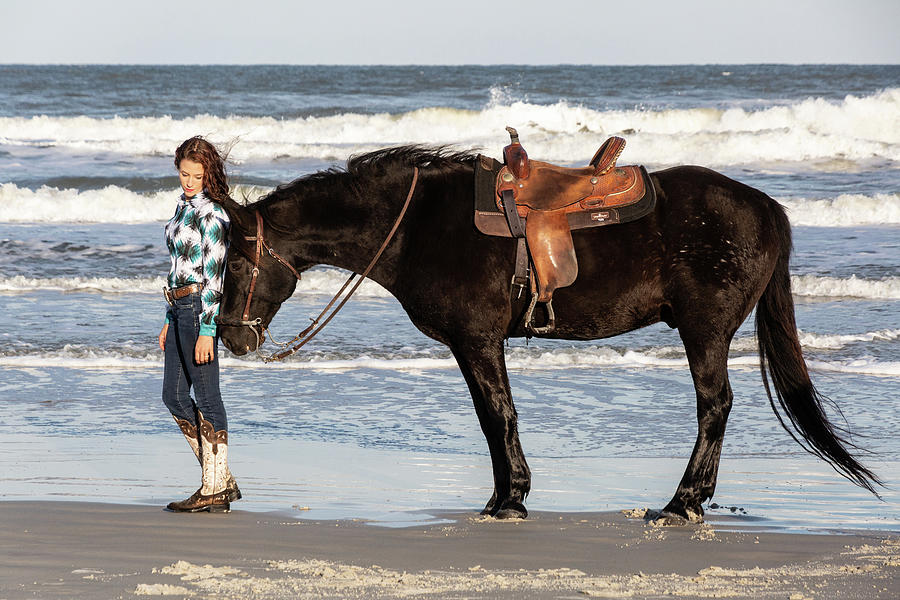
[0,183,177,223]
[1,272,894,300]
[1,343,897,376]
[780,194,900,227]
[1,89,898,167]
[1,181,898,227]
[0,270,392,298]
[791,275,900,299]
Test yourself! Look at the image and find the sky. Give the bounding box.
[1,0,898,65]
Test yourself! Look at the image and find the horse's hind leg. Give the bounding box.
[662,331,734,522]
[450,338,531,519]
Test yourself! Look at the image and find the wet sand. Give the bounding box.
[1,501,898,599]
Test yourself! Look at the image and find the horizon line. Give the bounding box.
[2,62,898,68]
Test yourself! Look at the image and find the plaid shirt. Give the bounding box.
[164,191,230,336]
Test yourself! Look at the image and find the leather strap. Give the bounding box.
[239,210,305,323]
[266,167,419,362]
[511,237,529,299]
[164,283,202,305]
[501,189,526,238]
[501,188,530,300]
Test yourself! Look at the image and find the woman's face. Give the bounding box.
[178,158,205,198]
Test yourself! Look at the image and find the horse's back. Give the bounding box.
[545,165,788,339]
[395,161,787,343]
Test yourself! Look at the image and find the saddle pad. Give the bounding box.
[473,154,657,238]
[474,154,504,213]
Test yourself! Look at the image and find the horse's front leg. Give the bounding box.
[450,337,531,519]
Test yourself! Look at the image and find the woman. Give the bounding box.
[159,136,240,513]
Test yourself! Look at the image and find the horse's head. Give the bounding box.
[217,198,307,356]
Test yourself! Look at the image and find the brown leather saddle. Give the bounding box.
[474,127,656,334]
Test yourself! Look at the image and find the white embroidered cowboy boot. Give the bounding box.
[174,416,201,459]
[167,415,233,513]
[172,416,241,502]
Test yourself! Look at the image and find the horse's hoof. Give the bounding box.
[494,502,528,520]
[647,508,702,526]
[660,499,705,523]
[480,493,499,516]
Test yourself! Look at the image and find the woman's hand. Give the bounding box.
[158,323,169,351]
[195,335,215,365]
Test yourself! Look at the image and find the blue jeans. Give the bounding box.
[162,293,227,432]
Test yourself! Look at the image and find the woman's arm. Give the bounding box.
[159,322,169,351]
[197,204,230,337]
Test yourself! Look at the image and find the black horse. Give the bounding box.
[216,146,879,521]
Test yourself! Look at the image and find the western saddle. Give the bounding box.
[475,127,655,334]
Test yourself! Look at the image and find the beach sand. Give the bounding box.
[1,502,897,599]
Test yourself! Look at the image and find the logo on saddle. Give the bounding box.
[474,127,656,334]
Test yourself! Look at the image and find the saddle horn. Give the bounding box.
[503,126,531,180]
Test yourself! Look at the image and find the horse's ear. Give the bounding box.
[220,196,251,234]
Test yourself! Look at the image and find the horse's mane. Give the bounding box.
[345,145,479,177]
[250,145,479,210]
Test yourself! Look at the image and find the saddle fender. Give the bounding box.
[524,209,578,303]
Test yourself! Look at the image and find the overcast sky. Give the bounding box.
[2,0,898,64]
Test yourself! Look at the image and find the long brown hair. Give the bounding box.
[174,136,230,203]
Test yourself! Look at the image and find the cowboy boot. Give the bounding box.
[167,416,232,513]
[173,416,242,501]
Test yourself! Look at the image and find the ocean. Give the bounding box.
[0,64,898,532]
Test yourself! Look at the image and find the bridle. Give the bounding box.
[216,167,418,363]
[213,209,302,357]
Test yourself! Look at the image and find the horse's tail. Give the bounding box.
[755,216,881,495]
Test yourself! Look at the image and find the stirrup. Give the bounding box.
[525,295,556,335]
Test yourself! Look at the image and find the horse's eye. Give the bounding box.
[228,261,243,272]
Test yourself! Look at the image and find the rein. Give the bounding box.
[220,167,419,363]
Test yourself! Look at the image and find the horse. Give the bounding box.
[215,146,879,522]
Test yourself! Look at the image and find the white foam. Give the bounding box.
[779,193,900,226]
[806,358,900,377]
[1,89,897,167]
[0,183,178,223]
[796,328,900,349]
[791,274,900,299]
[2,338,896,376]
[1,273,894,301]
[0,270,391,298]
[292,269,391,298]
[2,181,899,229]
[730,328,900,352]
[0,183,271,223]
[0,275,167,293]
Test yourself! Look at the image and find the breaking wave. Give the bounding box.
[790,275,900,299]
[1,272,895,301]
[0,341,896,376]
[0,270,392,297]
[779,193,900,227]
[1,89,898,168]
[1,183,898,227]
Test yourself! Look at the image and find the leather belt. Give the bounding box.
[163,283,202,305]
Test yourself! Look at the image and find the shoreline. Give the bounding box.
[1,501,898,599]
[3,432,899,536]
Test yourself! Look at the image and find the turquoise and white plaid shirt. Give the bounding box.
[164,191,230,336]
